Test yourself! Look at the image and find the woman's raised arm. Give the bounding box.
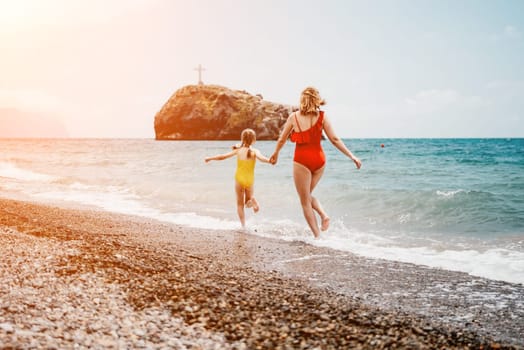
[323,115,361,169]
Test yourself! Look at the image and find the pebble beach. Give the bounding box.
[0,198,522,349]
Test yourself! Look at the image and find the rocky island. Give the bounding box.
[154,85,293,140]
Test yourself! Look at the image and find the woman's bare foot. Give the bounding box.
[321,216,330,231]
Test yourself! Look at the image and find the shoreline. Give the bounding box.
[0,198,522,349]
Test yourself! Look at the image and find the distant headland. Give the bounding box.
[154,84,293,140]
[0,108,68,138]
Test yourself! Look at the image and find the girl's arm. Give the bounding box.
[254,149,271,164]
[270,113,294,164]
[323,115,362,169]
[205,149,237,162]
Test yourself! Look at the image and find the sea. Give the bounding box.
[0,138,523,285]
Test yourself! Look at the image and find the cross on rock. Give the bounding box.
[194,64,206,85]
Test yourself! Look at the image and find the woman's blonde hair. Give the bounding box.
[233,128,256,158]
[300,87,325,115]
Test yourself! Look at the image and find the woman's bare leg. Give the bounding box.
[235,182,246,227]
[293,162,320,238]
[310,166,330,231]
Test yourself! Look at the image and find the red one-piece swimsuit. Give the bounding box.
[290,111,326,172]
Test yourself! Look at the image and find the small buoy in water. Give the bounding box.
[380,143,385,148]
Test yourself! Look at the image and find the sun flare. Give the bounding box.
[0,1,42,28]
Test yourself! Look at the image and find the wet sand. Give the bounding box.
[0,198,521,349]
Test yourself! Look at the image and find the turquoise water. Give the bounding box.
[0,138,523,283]
[323,138,524,236]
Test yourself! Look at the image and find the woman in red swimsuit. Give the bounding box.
[270,87,361,238]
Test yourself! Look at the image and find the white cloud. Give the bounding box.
[504,25,521,38]
[485,80,524,103]
[485,80,524,90]
[339,87,499,137]
[403,89,460,114]
[489,25,521,41]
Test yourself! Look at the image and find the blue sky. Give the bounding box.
[1,0,523,137]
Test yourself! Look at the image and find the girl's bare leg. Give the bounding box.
[244,186,259,213]
[235,182,246,227]
[293,162,320,238]
[310,166,330,231]
[250,197,259,213]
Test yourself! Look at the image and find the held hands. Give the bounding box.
[269,153,278,165]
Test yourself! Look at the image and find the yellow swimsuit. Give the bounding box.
[235,158,256,188]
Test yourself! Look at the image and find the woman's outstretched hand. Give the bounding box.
[353,157,362,169]
[269,153,278,165]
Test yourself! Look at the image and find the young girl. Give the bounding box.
[205,128,271,227]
